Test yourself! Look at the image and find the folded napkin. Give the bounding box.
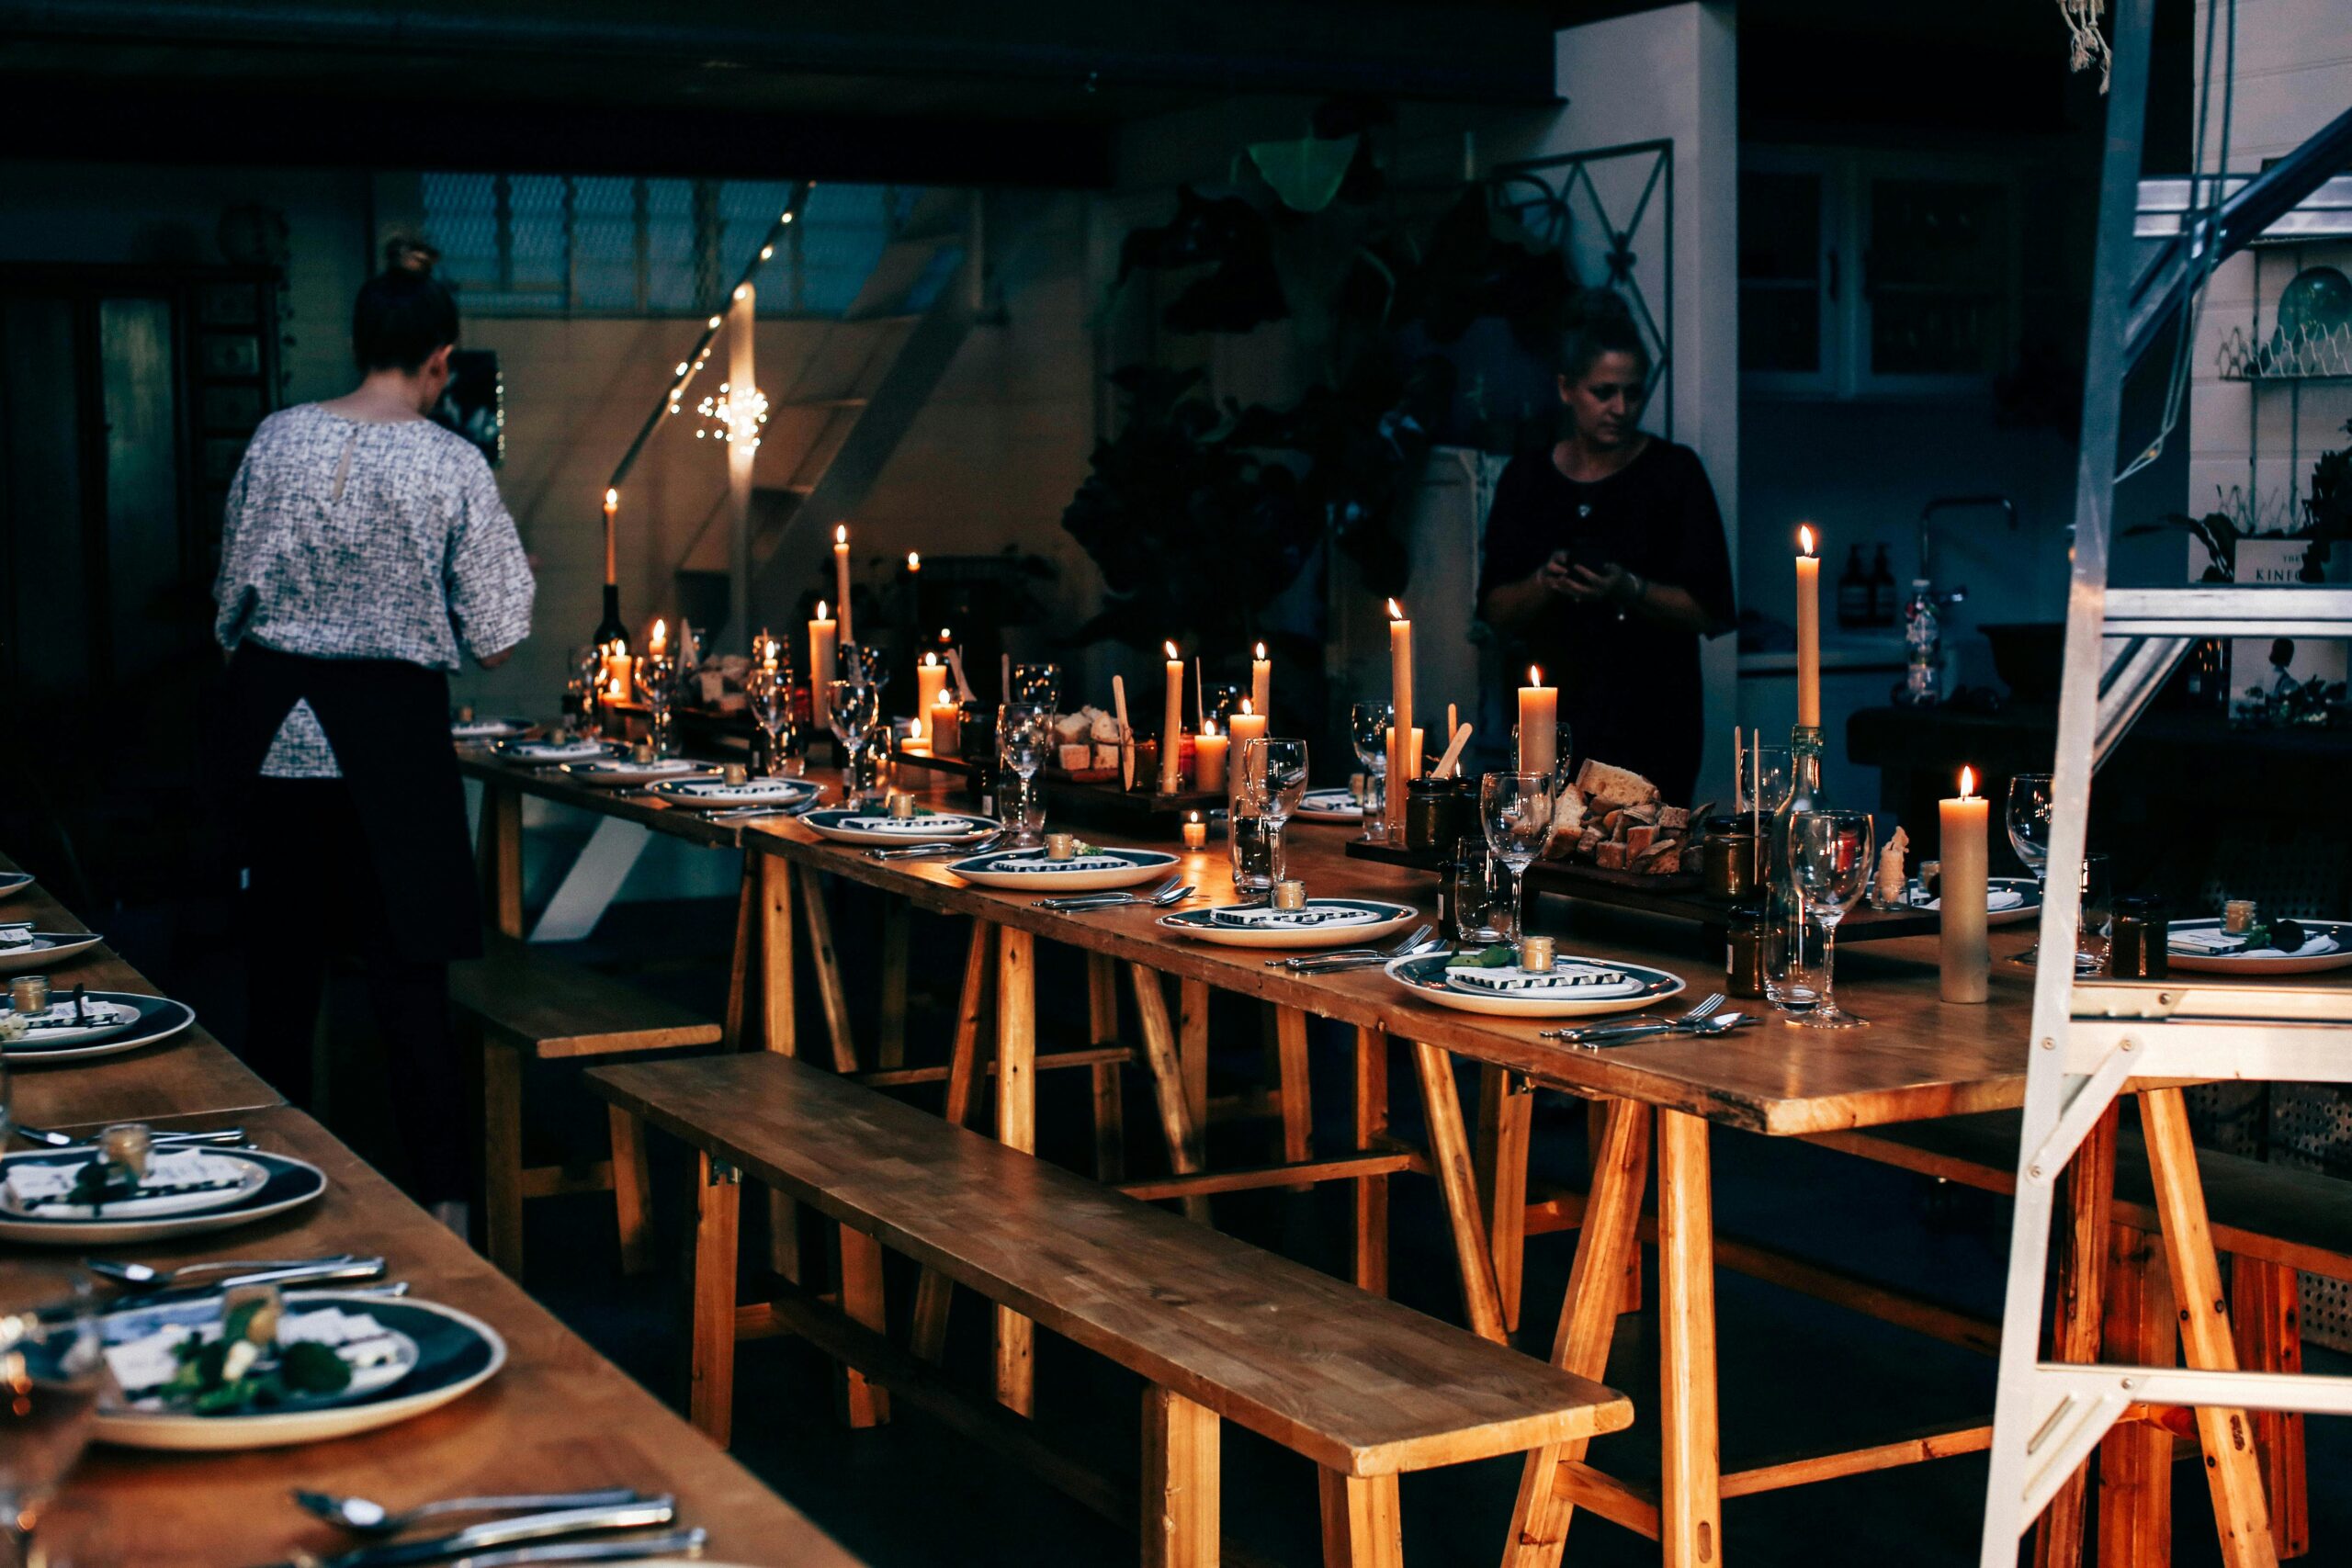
[980,854,1133,874]
[450,719,521,738]
[1299,790,1362,814]
[5,1148,248,1219]
[1915,886,2026,912]
[1445,961,1638,996]
[0,928,33,948]
[19,998,139,1033]
[837,815,981,834]
[2171,929,2340,957]
[499,739,605,761]
[580,758,703,776]
[666,778,809,800]
[1208,904,1381,929]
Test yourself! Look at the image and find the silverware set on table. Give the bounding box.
[262,1489,699,1568]
[1035,877,1193,912]
[866,829,1012,861]
[15,1122,247,1150]
[1265,924,1442,976]
[1541,993,1752,1048]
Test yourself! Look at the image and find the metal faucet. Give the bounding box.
[1917,494,2019,593]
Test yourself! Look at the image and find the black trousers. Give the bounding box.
[243,777,469,1202]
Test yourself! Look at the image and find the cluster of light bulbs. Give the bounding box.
[694,380,770,449]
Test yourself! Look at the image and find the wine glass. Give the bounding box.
[746,664,805,778]
[1480,772,1556,952]
[1784,809,1875,1029]
[0,1265,107,1568]
[998,703,1053,846]
[1738,745,1792,818]
[633,655,677,758]
[2007,773,2055,963]
[1008,662,1061,708]
[1349,700,1393,843]
[827,679,880,802]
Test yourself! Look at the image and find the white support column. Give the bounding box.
[528,816,651,943]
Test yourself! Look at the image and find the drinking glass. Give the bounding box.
[1784,809,1874,1029]
[2007,773,2056,963]
[634,656,677,757]
[1349,701,1393,843]
[747,667,805,778]
[998,704,1053,846]
[1480,772,1555,952]
[1228,814,1281,898]
[1238,738,1308,891]
[0,1266,106,1568]
[827,679,880,802]
[1738,745,1792,818]
[1510,719,1577,791]
[2076,852,2113,976]
[1008,662,1061,708]
[1448,837,1506,945]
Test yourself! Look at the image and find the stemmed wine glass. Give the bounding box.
[1785,809,1875,1029]
[1008,662,1061,708]
[1480,772,1556,952]
[2007,773,2055,964]
[826,679,880,804]
[0,1265,107,1568]
[997,703,1053,846]
[1349,701,1392,843]
[746,662,804,778]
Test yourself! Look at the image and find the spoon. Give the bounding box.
[292,1486,649,1538]
[88,1256,384,1292]
[13,1123,246,1150]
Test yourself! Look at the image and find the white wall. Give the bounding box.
[1485,3,1743,795]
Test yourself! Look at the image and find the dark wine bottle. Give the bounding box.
[594,582,628,651]
[1867,543,1897,626]
[1837,546,1871,628]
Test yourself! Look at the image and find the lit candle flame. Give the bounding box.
[1201,717,1217,737]
[1528,664,1544,686]
[922,651,937,668]
[1239,697,1254,716]
[816,600,830,620]
[1385,598,1405,621]
[1254,641,1266,659]
[1164,640,1179,660]
[649,618,667,655]
[604,488,617,509]
[835,525,848,547]
[1959,764,1977,798]
[907,551,921,571]
[1798,524,1816,558]
[1187,810,1201,824]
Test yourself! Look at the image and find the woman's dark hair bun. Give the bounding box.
[1559,288,1652,383]
[352,265,458,374]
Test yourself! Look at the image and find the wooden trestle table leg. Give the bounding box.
[1352,1027,1389,1296]
[794,864,860,1073]
[1406,1041,1508,1344]
[2035,1101,2119,1568]
[995,927,1038,1414]
[2139,1087,2279,1568]
[1654,1109,1722,1568]
[1504,1097,1650,1568]
[1088,953,1126,1181]
[689,1149,741,1445]
[1178,978,1211,1157]
[1143,1385,1220,1568]
[1477,1064,1533,1332]
[1275,1006,1314,1190]
[2233,1258,2309,1559]
[721,862,756,1050]
[911,920,993,1364]
[479,781,523,940]
[1318,1470,1404,1568]
[876,896,910,1069]
[2097,1222,2176,1568]
[756,853,798,1282]
[1130,964,1209,1223]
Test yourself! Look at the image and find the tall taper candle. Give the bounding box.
[1159,641,1184,794]
[1939,765,1990,1003]
[603,488,618,586]
[1250,642,1272,727]
[1518,665,1557,778]
[1386,599,1414,845]
[833,524,854,643]
[1794,524,1821,728]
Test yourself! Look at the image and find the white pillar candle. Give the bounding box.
[833,525,854,643]
[1250,642,1272,728]
[930,696,961,758]
[808,601,838,697]
[1227,701,1267,812]
[1159,641,1184,794]
[1193,718,1228,795]
[1386,599,1413,844]
[914,654,947,744]
[1939,765,1990,1003]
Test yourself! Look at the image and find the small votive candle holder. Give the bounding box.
[9,974,49,1014]
[1182,814,1207,852]
[2223,898,2256,934]
[888,791,918,819]
[99,1122,154,1180]
[632,739,657,764]
[1272,879,1306,910]
[1045,831,1078,861]
[722,762,750,786]
[1519,934,1557,973]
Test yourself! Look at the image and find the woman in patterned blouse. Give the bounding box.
[215,264,534,1227]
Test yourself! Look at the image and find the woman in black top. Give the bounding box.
[1476,299,1735,807]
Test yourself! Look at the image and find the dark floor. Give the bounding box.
[111,879,2349,1568]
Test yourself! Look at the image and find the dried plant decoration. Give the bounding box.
[2058,0,2113,92]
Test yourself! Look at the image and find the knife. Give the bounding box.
[452,1530,708,1567]
[265,1498,678,1568]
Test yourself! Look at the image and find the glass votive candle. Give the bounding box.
[2223,898,2256,935]
[9,974,49,1014]
[888,790,918,819]
[1182,814,1207,852]
[1519,933,1557,973]
[1045,831,1078,861]
[99,1122,154,1180]
[722,762,750,786]
[1272,879,1307,910]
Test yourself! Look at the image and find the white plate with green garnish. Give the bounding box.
[2167,917,2352,976]
[947,845,1178,892]
[0,1145,325,1246]
[802,808,1001,846]
[1385,947,1684,1019]
[96,1292,505,1450]
[1158,898,1419,950]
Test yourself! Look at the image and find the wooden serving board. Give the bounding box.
[889,746,1225,834]
[1340,836,1940,942]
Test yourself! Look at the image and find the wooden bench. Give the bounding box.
[590,1051,1632,1568]
[1811,1108,2351,1562]
[450,937,722,1280]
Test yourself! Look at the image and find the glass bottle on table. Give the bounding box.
[1762,724,1828,1011]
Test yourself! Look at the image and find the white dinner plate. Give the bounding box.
[560,757,716,789]
[2166,917,2352,976]
[1385,950,1685,1019]
[95,1293,504,1451]
[7,992,197,1062]
[802,808,1001,847]
[1295,788,1364,823]
[1158,899,1419,951]
[450,717,535,740]
[0,872,31,903]
[0,1146,325,1246]
[947,846,1179,892]
[0,931,104,974]
[491,737,614,764]
[650,775,824,811]
[1906,876,2041,927]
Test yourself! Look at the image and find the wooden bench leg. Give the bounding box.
[2233,1258,2308,1559]
[722,861,756,1050]
[836,1224,892,1428]
[1131,964,1209,1224]
[2139,1087,2279,1568]
[795,865,859,1073]
[690,1151,741,1445]
[995,927,1037,1415]
[1178,978,1210,1148]
[1087,953,1126,1182]
[607,1105,656,1277]
[1275,1007,1313,1191]
[1505,1098,1650,1568]
[1655,1109,1722,1568]
[911,921,993,1364]
[480,1037,526,1279]
[2097,1223,2175,1568]
[1476,1065,1532,1332]
[1407,1042,1507,1343]
[758,854,799,1281]
[1143,1386,1219,1568]
[479,782,523,940]
[1352,1028,1389,1296]
[1318,1471,1403,1568]
[2035,1102,2119,1568]
[876,896,910,1070]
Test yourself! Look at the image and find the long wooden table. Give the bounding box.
[4,857,867,1568]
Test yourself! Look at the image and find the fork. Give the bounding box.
[1287,937,1449,976]
[1268,922,1432,970]
[1542,992,1724,1045]
[867,829,1011,862]
[14,1122,245,1149]
[1036,877,1184,911]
